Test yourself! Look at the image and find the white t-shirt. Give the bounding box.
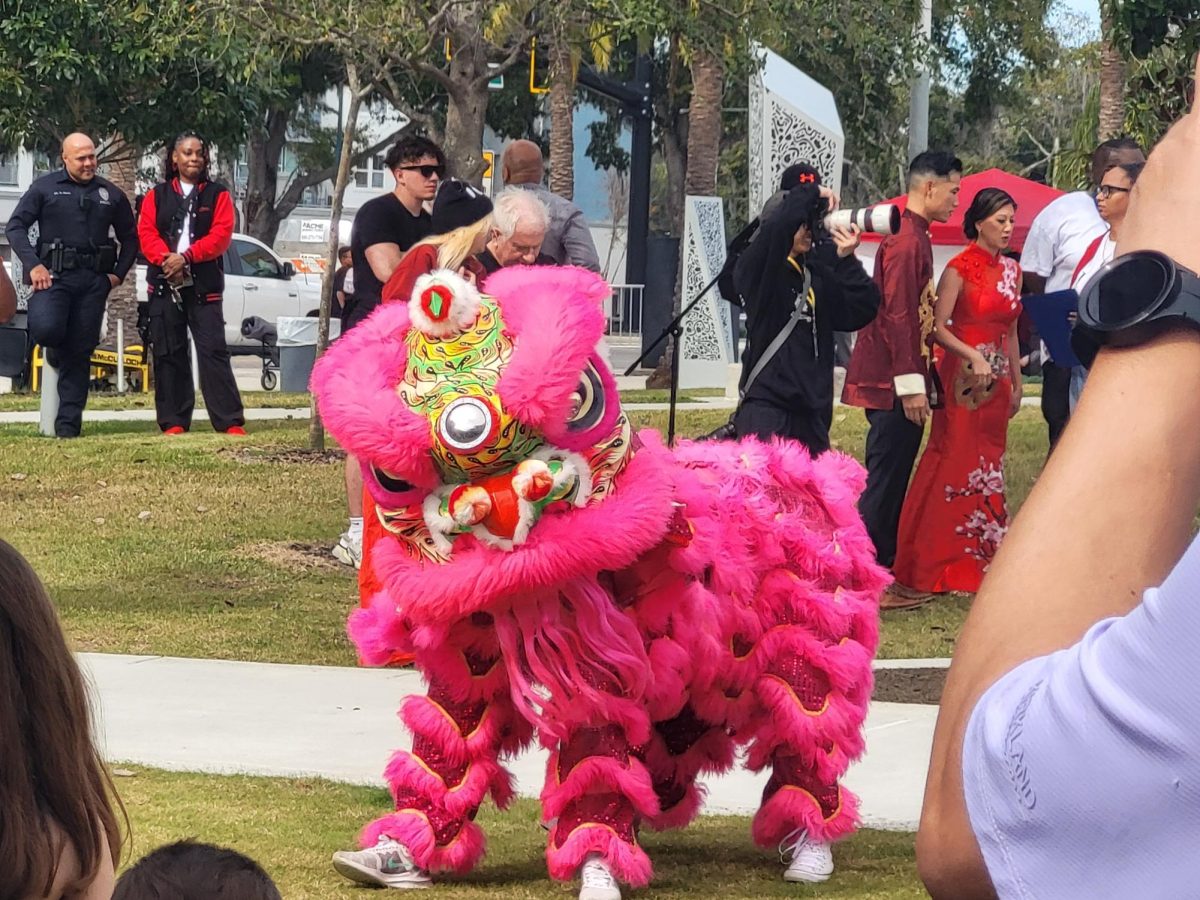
[1070,231,1115,294]
[963,531,1200,899]
[176,181,195,254]
[1019,192,1106,293]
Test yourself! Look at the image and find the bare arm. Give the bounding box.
[1022,271,1047,295]
[1006,318,1022,418]
[918,54,1200,898]
[364,242,403,284]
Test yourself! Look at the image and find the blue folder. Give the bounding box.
[1022,290,1080,369]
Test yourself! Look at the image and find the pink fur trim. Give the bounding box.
[399,696,468,764]
[541,753,660,820]
[362,812,486,874]
[751,781,861,847]
[645,781,706,831]
[382,751,505,818]
[346,592,415,667]
[489,266,609,433]
[545,824,654,887]
[409,269,482,338]
[367,442,677,625]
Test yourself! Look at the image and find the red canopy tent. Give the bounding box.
[860,168,1065,253]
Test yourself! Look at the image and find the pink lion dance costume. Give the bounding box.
[313,265,886,895]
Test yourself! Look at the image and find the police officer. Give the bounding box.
[5,132,138,437]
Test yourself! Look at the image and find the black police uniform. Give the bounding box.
[5,170,138,437]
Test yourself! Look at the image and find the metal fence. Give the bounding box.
[605,283,644,343]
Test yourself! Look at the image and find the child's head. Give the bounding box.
[113,841,282,900]
[0,539,121,899]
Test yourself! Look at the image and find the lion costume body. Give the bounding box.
[312,265,886,889]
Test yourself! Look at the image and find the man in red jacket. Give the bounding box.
[137,132,244,435]
[842,152,961,602]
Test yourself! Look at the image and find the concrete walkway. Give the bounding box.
[81,653,937,831]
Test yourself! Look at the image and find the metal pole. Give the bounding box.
[116,319,125,393]
[39,354,58,437]
[908,0,933,162]
[625,54,652,287]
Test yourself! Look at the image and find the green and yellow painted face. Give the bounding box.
[381,294,632,560]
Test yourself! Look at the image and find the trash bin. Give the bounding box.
[276,316,340,392]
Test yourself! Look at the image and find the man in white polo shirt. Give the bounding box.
[1019,138,1143,450]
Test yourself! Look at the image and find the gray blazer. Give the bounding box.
[512,182,601,273]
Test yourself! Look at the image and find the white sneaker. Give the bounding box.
[579,853,622,900]
[332,836,431,889]
[780,828,834,883]
[332,531,362,569]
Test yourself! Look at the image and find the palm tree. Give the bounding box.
[1098,0,1126,140]
[544,6,615,201]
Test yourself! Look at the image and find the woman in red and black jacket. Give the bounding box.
[137,131,245,435]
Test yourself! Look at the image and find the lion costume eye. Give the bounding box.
[438,396,497,452]
[566,362,605,433]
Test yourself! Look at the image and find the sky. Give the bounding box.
[1059,0,1100,38]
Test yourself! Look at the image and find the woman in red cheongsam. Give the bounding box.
[890,189,1023,599]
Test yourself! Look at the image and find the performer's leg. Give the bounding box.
[543,720,659,889]
[641,703,735,832]
[356,617,524,875]
[743,569,875,880]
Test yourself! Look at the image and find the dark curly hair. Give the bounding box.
[963,188,1017,241]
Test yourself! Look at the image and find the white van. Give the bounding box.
[136,233,323,348]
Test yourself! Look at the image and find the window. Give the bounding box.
[31,150,54,176]
[233,239,282,278]
[353,154,388,190]
[0,153,16,186]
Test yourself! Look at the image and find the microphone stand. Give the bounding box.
[624,271,725,447]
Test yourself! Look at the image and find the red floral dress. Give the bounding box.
[892,243,1021,593]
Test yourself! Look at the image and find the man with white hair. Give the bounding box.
[501,140,600,271]
[477,187,556,274]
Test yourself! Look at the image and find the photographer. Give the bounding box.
[732,165,879,454]
[137,131,245,435]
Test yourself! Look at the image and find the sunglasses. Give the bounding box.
[399,164,445,179]
[1096,184,1131,198]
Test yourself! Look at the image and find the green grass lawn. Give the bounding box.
[115,767,923,899]
[0,406,1052,665]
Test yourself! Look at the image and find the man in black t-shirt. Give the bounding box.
[334,136,445,571]
[344,136,444,334]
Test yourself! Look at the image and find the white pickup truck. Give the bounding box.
[136,233,323,348]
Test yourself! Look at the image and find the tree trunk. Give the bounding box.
[242,108,289,246]
[1098,3,1126,140]
[309,66,364,451]
[659,35,688,238]
[548,32,575,200]
[684,47,725,197]
[99,134,140,359]
[443,10,490,184]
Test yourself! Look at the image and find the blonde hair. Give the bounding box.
[412,216,493,272]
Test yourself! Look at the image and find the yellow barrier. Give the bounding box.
[32,344,150,393]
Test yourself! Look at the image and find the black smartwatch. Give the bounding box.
[1073,251,1200,367]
